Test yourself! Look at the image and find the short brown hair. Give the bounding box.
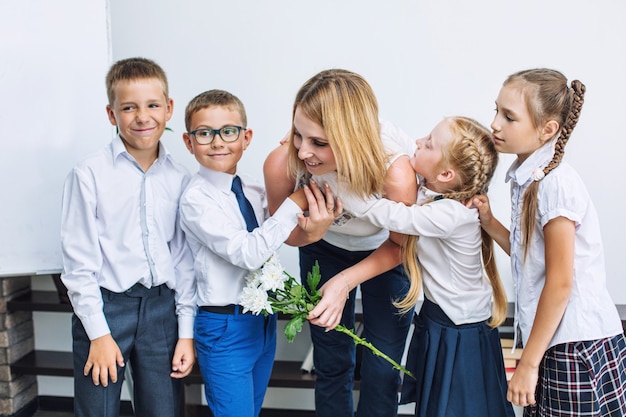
[184,89,247,132]
[105,57,169,105]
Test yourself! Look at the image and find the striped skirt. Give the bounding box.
[524,333,626,417]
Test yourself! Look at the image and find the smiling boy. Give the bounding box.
[179,89,337,416]
[61,57,196,417]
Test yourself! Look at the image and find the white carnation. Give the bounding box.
[240,285,273,315]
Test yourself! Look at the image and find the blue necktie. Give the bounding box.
[231,176,259,232]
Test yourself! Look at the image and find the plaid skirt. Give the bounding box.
[524,333,626,417]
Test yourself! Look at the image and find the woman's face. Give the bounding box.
[292,106,337,175]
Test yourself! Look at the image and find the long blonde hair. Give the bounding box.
[287,69,388,197]
[395,117,508,327]
[504,69,586,261]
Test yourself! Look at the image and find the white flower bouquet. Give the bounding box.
[240,254,414,378]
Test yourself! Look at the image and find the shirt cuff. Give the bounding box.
[177,314,195,339]
[272,198,301,229]
[81,313,111,340]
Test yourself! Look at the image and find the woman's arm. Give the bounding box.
[506,216,574,407]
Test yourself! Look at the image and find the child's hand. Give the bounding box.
[507,361,539,407]
[171,338,195,379]
[295,181,343,242]
[85,333,125,386]
[469,194,494,225]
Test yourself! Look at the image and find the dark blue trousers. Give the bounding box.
[301,239,413,417]
[72,284,182,417]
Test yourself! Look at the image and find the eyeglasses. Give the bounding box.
[188,126,246,145]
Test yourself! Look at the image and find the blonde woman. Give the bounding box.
[264,69,417,417]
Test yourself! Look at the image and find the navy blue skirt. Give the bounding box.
[400,299,515,417]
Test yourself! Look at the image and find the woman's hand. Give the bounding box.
[306,273,350,331]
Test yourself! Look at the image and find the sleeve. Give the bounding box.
[60,166,110,340]
[353,197,471,238]
[537,169,588,229]
[180,185,301,271]
[169,202,197,339]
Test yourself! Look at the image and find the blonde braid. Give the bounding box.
[395,117,507,326]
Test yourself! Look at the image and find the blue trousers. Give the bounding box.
[194,308,277,417]
[72,284,182,417]
[300,239,413,417]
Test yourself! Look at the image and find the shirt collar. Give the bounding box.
[111,135,173,167]
[418,186,443,204]
[198,166,235,194]
[505,141,555,185]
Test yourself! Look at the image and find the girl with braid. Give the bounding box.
[309,116,516,417]
[472,68,626,416]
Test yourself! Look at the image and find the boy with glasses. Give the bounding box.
[179,89,339,416]
[60,57,196,417]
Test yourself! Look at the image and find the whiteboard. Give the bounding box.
[0,0,111,276]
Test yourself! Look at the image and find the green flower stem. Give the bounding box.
[335,325,415,379]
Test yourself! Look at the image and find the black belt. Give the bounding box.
[200,305,253,315]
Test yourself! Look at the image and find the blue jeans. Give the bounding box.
[194,308,277,417]
[72,284,182,417]
[301,239,413,417]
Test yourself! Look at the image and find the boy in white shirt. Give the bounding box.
[179,89,337,417]
[61,57,196,417]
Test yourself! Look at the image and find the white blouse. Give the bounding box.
[506,142,622,348]
[351,187,493,325]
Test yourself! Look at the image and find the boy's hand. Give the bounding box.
[291,180,343,243]
[171,338,195,379]
[85,333,124,386]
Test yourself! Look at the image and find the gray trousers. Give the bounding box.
[72,283,182,417]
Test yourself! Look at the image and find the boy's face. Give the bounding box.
[106,79,173,161]
[183,106,252,175]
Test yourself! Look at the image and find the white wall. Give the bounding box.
[108,0,626,302]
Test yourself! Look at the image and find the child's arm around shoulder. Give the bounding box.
[381,154,418,246]
[307,155,417,331]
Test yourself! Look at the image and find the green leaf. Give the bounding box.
[307,261,321,293]
[284,316,304,343]
[290,284,303,299]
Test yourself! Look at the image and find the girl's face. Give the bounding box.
[411,118,453,191]
[491,83,544,163]
[292,107,337,175]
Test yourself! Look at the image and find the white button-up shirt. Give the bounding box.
[351,187,493,325]
[506,142,622,348]
[180,167,301,307]
[61,136,196,340]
